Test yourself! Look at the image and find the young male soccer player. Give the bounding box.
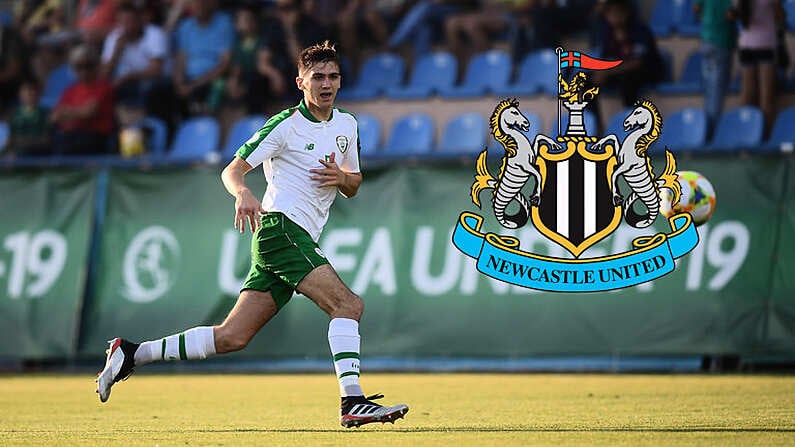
[96,41,409,428]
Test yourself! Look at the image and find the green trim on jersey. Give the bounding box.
[297,99,335,123]
[236,106,296,160]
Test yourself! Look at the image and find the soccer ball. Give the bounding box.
[659,171,716,226]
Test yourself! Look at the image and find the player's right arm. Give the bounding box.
[221,157,263,234]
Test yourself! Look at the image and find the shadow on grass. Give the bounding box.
[193,427,795,434]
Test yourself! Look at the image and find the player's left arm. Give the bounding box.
[310,152,362,198]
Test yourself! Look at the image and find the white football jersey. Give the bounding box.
[236,100,361,241]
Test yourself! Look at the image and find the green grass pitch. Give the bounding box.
[1,373,794,446]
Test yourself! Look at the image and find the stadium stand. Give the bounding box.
[136,116,169,157]
[437,112,488,155]
[168,116,221,162]
[222,115,268,160]
[657,50,702,95]
[384,113,434,156]
[0,121,8,152]
[385,51,457,100]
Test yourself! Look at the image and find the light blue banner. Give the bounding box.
[452,212,699,292]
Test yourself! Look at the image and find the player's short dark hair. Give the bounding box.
[297,41,339,75]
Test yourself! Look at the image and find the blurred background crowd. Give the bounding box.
[0,0,791,161]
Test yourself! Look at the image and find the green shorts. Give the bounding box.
[241,212,329,310]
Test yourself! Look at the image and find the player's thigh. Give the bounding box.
[296,264,362,318]
[215,289,279,352]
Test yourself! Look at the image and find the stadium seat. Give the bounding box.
[656,107,707,152]
[707,106,764,151]
[488,110,543,152]
[650,0,675,36]
[223,115,268,160]
[495,48,560,97]
[356,113,381,156]
[656,50,702,95]
[437,112,488,154]
[551,109,597,137]
[337,53,405,101]
[138,116,169,157]
[168,116,221,161]
[384,113,434,156]
[764,106,795,152]
[385,51,457,99]
[438,50,512,98]
[0,121,8,152]
[605,108,634,138]
[40,64,77,108]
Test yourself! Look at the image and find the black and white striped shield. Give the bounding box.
[531,138,622,258]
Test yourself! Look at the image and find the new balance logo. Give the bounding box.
[304,143,315,151]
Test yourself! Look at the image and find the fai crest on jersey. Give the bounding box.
[452,49,700,293]
[336,135,349,153]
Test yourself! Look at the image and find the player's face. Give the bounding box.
[298,61,341,110]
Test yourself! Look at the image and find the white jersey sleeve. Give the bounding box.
[235,111,290,168]
[341,126,361,174]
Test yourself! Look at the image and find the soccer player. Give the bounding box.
[96,41,409,428]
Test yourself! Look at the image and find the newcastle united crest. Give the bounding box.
[452,49,700,292]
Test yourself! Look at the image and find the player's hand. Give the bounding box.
[309,152,345,188]
[234,188,264,233]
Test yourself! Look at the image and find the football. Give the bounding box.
[659,170,716,226]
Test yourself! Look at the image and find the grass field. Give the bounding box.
[1,373,794,446]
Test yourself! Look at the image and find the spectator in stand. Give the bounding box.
[173,0,234,115]
[210,6,286,114]
[0,23,29,115]
[388,0,477,58]
[101,3,169,115]
[735,0,784,134]
[273,0,333,69]
[7,79,52,157]
[509,0,562,64]
[589,0,664,110]
[76,0,118,44]
[444,0,524,69]
[337,0,409,69]
[51,45,115,155]
[694,0,737,137]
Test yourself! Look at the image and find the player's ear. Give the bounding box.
[296,75,304,91]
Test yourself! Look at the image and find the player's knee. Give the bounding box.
[214,327,251,353]
[336,293,363,320]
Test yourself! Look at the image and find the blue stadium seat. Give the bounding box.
[605,108,634,138]
[707,106,764,151]
[356,113,381,156]
[137,116,169,156]
[223,115,268,160]
[168,116,221,161]
[675,0,701,36]
[337,53,405,101]
[488,109,543,152]
[656,50,702,95]
[40,64,77,108]
[438,50,512,98]
[656,107,707,152]
[384,113,434,156]
[0,121,8,152]
[764,106,795,152]
[551,109,597,137]
[650,0,675,36]
[385,51,457,99]
[496,49,559,97]
[437,112,488,154]
[658,49,674,85]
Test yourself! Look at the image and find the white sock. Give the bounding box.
[328,318,363,397]
[134,326,216,366]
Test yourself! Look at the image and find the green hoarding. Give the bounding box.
[0,171,95,359]
[75,157,795,360]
